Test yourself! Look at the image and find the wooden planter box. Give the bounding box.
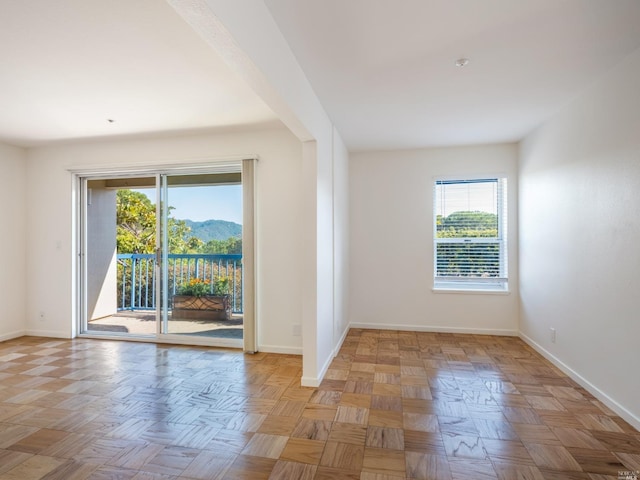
[171,295,231,321]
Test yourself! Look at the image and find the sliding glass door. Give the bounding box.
[158,173,244,341]
[78,164,254,350]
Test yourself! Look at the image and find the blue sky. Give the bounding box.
[138,185,242,224]
[169,185,242,224]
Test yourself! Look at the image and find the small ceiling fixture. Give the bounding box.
[455,58,470,68]
[107,118,115,123]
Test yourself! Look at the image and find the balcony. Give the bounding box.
[87,253,243,338]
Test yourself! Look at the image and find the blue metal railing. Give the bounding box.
[117,253,243,314]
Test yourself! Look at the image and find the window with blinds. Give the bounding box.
[434,177,508,291]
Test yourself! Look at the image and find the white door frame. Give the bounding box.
[72,159,257,351]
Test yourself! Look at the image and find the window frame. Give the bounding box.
[432,176,508,293]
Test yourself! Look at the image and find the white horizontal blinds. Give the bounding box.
[434,178,507,285]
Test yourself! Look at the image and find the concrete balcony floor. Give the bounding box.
[87,310,244,339]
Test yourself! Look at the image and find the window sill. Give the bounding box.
[432,286,510,295]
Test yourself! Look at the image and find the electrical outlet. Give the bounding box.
[550,327,556,344]
[293,324,301,336]
[39,311,46,322]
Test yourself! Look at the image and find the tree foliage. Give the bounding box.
[436,210,500,277]
[116,190,204,254]
[436,211,498,238]
[116,190,157,254]
[201,236,242,254]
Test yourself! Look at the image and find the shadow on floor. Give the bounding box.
[86,324,129,333]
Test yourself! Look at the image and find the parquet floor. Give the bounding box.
[0,330,638,479]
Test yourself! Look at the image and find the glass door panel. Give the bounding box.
[159,173,244,343]
[83,176,158,336]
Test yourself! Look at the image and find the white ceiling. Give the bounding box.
[264,0,640,151]
[0,0,277,147]
[3,1,640,151]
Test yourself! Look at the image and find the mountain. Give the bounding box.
[184,219,242,242]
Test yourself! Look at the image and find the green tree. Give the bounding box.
[116,190,157,253]
[437,211,498,238]
[116,189,201,254]
[202,236,242,254]
[436,210,499,277]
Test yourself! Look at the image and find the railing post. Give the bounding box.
[232,260,237,312]
[121,261,126,310]
[144,259,150,309]
[151,257,156,310]
[130,257,136,311]
[137,258,142,310]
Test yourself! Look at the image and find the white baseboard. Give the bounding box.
[519,332,640,431]
[0,330,26,342]
[301,349,334,388]
[333,324,350,358]
[350,322,518,336]
[259,345,302,355]
[300,376,320,387]
[301,324,351,388]
[25,329,72,339]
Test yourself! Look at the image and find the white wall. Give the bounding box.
[86,186,118,320]
[25,126,305,353]
[0,142,27,341]
[333,127,350,346]
[300,134,337,385]
[519,47,640,429]
[170,0,348,385]
[350,144,519,334]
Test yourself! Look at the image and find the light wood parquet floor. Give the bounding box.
[0,330,638,479]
